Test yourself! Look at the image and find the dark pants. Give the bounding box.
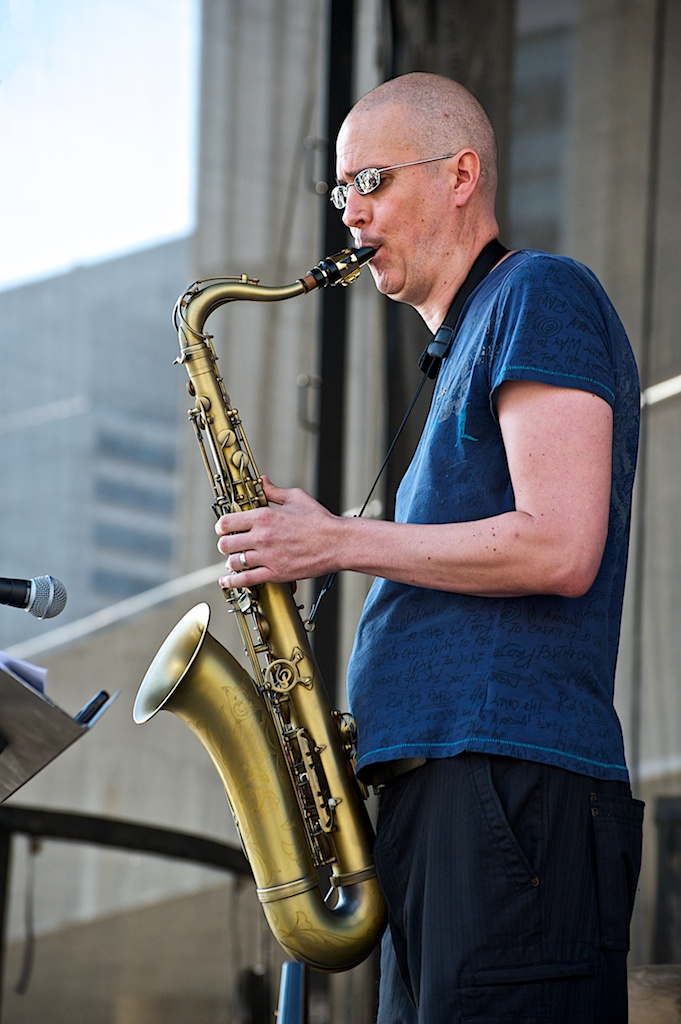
[373,754,644,1024]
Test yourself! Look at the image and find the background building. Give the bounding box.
[0,1,679,1021]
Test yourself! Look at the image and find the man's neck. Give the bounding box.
[416,225,500,332]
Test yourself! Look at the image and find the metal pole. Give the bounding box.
[275,961,307,1024]
[0,826,11,1021]
[312,0,356,702]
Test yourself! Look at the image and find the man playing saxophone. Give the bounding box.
[215,73,642,1024]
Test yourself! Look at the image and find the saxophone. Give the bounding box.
[133,247,386,972]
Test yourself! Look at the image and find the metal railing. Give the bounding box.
[0,805,251,1021]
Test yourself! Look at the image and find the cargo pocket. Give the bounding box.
[460,947,596,1023]
[590,791,644,951]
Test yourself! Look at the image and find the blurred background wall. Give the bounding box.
[0,0,679,1021]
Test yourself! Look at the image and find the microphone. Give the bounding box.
[0,575,68,619]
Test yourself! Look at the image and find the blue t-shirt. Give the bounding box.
[346,250,640,782]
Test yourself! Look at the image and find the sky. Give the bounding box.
[0,0,198,291]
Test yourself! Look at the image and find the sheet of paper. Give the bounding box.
[0,651,48,693]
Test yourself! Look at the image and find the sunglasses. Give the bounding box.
[330,153,454,209]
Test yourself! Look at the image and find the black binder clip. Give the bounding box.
[418,324,456,380]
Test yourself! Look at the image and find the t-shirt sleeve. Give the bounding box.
[488,255,616,416]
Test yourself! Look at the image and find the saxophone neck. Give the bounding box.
[175,247,376,347]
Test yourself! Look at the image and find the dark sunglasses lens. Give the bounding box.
[354,168,381,195]
[330,186,346,209]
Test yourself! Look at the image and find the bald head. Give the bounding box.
[345,73,498,202]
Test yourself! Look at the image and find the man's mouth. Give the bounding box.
[360,241,382,261]
[355,233,381,252]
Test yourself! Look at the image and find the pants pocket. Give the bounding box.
[460,947,596,1023]
[591,791,644,951]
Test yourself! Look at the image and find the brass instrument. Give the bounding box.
[133,247,386,972]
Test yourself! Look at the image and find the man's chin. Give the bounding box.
[370,268,403,302]
[368,260,393,293]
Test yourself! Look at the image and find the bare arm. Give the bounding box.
[216,380,613,599]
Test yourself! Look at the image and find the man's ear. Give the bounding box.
[450,149,481,206]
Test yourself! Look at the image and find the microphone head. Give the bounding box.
[28,575,68,619]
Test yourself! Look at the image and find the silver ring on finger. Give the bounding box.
[239,551,249,570]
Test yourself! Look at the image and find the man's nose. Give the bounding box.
[342,187,370,229]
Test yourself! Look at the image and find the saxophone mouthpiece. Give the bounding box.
[301,246,376,292]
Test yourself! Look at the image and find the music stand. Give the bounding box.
[0,665,117,804]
